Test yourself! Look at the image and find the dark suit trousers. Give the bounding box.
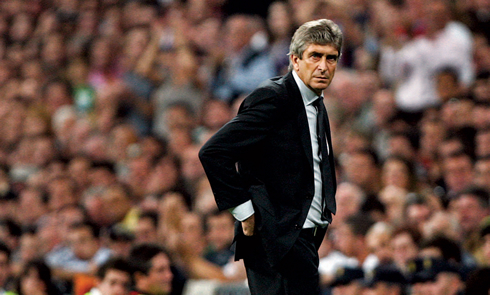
[243,227,327,295]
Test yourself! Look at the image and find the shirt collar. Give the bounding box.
[292,70,322,106]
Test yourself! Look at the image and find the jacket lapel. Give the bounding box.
[283,72,314,171]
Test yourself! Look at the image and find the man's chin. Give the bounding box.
[149,285,172,295]
[312,84,329,93]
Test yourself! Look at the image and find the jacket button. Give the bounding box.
[294,224,301,229]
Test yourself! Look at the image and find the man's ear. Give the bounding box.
[290,54,300,72]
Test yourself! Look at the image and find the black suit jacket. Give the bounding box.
[199,71,336,266]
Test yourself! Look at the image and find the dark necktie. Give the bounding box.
[313,97,336,221]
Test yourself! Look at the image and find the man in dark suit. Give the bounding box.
[199,19,342,294]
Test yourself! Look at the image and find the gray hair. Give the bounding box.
[288,19,343,71]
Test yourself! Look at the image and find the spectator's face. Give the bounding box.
[483,234,490,263]
[181,146,205,182]
[267,2,292,38]
[441,99,474,129]
[201,100,231,131]
[366,231,393,264]
[97,269,132,295]
[225,16,253,52]
[450,195,489,233]
[32,137,56,166]
[388,136,415,160]
[381,159,410,190]
[291,44,339,96]
[343,153,377,189]
[164,105,195,133]
[436,73,459,102]
[391,233,418,269]
[67,227,99,260]
[424,1,449,31]
[146,157,179,195]
[18,188,47,226]
[57,206,85,242]
[406,203,431,227]
[102,187,131,225]
[0,252,9,287]
[180,213,205,246]
[421,212,461,241]
[19,233,39,263]
[90,39,112,69]
[443,155,474,193]
[9,13,33,43]
[476,131,490,157]
[47,178,77,211]
[332,184,363,223]
[20,267,46,295]
[68,157,91,189]
[23,112,49,137]
[44,81,71,114]
[206,213,235,251]
[420,121,445,156]
[146,253,173,294]
[372,90,395,120]
[472,105,490,129]
[134,217,158,245]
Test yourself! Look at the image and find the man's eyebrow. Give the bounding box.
[308,51,339,57]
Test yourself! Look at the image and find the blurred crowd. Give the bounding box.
[0,0,489,294]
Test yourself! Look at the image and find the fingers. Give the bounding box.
[241,214,255,236]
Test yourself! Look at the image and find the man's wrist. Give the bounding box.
[229,200,254,221]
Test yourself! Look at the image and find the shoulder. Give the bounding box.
[242,72,296,107]
[257,72,294,92]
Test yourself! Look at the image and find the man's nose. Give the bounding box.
[318,57,329,73]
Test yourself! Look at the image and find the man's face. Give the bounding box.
[97,269,131,295]
[67,227,99,261]
[483,234,490,263]
[474,160,490,190]
[146,253,173,294]
[443,156,474,193]
[450,195,489,233]
[343,153,376,188]
[206,213,235,251]
[391,233,418,268]
[291,43,339,95]
[134,218,157,244]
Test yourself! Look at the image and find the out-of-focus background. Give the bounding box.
[0,0,490,294]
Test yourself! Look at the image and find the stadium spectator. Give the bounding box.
[85,257,133,295]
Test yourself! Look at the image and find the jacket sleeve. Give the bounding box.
[198,87,282,211]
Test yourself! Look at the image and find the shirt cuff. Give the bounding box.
[229,200,255,221]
